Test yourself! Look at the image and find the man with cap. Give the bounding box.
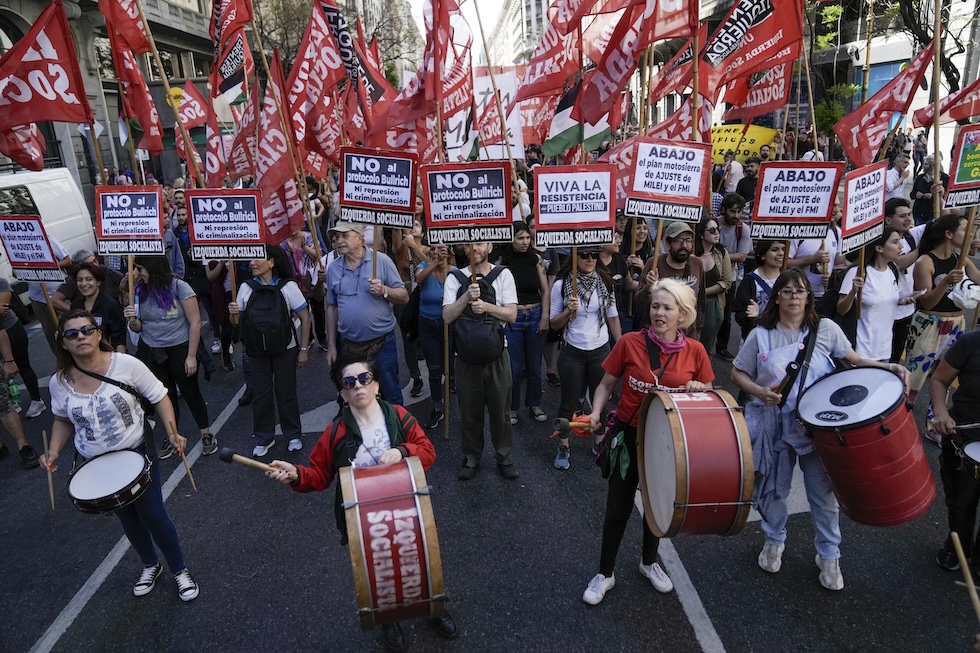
[325,221,409,406]
[634,221,706,341]
[721,150,744,194]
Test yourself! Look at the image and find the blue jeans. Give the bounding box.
[505,305,545,410]
[373,332,403,406]
[760,450,841,560]
[417,316,453,410]
[115,441,186,572]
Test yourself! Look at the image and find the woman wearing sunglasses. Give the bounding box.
[41,310,200,601]
[549,248,621,470]
[264,355,455,652]
[731,269,907,591]
[695,216,734,355]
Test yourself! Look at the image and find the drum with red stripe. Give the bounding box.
[339,457,445,629]
[637,389,754,538]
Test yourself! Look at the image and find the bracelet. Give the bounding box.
[3,360,13,363]
[299,347,309,351]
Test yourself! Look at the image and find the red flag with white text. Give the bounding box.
[256,50,296,196]
[205,105,228,188]
[98,0,151,55]
[722,59,794,121]
[227,81,259,180]
[286,3,346,147]
[0,124,46,171]
[913,75,980,129]
[110,30,163,153]
[511,17,578,108]
[177,80,209,130]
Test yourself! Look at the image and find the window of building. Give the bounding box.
[193,54,211,78]
[94,36,116,81]
[0,14,16,56]
[868,61,903,98]
[146,50,185,80]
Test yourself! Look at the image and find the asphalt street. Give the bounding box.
[0,323,977,653]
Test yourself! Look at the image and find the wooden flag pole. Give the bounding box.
[932,0,943,219]
[861,0,874,104]
[90,123,107,186]
[801,18,820,159]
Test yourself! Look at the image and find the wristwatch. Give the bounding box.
[382,286,389,299]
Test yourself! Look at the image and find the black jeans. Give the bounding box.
[251,347,301,445]
[7,320,41,401]
[892,314,913,364]
[140,341,210,432]
[557,342,609,420]
[599,423,660,576]
[393,301,421,379]
[309,293,327,345]
[940,438,980,569]
[417,316,453,410]
[716,285,737,353]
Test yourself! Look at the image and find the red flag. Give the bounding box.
[649,25,705,105]
[511,18,578,107]
[98,0,151,55]
[370,37,383,74]
[0,123,46,171]
[581,9,625,65]
[0,0,95,129]
[913,75,980,129]
[228,81,259,180]
[305,90,342,166]
[176,131,203,175]
[110,31,163,153]
[552,0,599,35]
[475,93,505,147]
[210,28,255,103]
[177,80,209,130]
[833,41,935,167]
[286,3,346,146]
[598,135,636,209]
[608,90,630,133]
[256,50,295,195]
[699,0,803,101]
[722,60,794,121]
[261,177,305,243]
[210,0,254,54]
[344,83,367,145]
[647,94,713,143]
[205,105,227,188]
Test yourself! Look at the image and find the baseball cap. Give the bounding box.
[328,221,366,234]
[664,221,694,240]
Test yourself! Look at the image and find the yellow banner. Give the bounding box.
[710,125,778,164]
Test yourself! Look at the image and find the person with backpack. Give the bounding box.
[123,256,216,457]
[264,356,456,651]
[228,246,311,457]
[733,240,785,342]
[443,242,519,481]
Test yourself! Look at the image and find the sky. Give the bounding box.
[407,0,498,62]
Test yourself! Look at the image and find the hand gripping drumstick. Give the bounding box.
[218,447,298,483]
[168,421,197,492]
[42,430,54,510]
[551,415,593,439]
[951,532,980,625]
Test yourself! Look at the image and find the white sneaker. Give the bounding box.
[639,561,674,593]
[582,573,615,605]
[253,440,275,457]
[758,543,785,573]
[815,555,844,591]
[174,568,200,602]
[228,343,234,355]
[288,438,303,452]
[210,339,221,354]
[25,400,46,418]
[13,404,21,413]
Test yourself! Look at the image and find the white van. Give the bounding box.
[0,168,97,300]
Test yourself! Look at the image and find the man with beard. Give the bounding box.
[736,156,761,212]
[634,222,705,341]
[911,154,949,225]
[759,144,771,163]
[715,193,753,359]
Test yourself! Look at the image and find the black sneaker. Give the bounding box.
[423,410,444,429]
[317,340,328,352]
[201,433,218,456]
[238,388,253,406]
[0,442,10,461]
[19,444,39,469]
[133,562,162,597]
[222,357,236,371]
[410,376,424,398]
[937,547,961,571]
[381,622,408,652]
[547,372,561,387]
[159,440,175,460]
[715,349,735,361]
[449,379,457,394]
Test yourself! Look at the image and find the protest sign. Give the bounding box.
[840,161,887,254]
[751,162,844,240]
[0,216,66,283]
[95,187,165,255]
[626,138,711,222]
[534,165,615,247]
[421,162,514,245]
[185,189,265,260]
[944,124,980,210]
[339,147,418,228]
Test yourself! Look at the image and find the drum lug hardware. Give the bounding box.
[878,417,891,435]
[836,430,848,447]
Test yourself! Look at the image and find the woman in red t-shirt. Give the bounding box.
[581,279,714,605]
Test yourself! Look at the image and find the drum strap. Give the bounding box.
[777,328,818,409]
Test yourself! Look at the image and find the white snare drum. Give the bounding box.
[964,442,980,466]
[68,450,152,514]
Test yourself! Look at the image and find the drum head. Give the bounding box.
[797,367,904,429]
[68,450,146,500]
[964,442,980,465]
[642,394,680,535]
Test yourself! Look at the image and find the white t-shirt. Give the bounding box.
[840,265,900,360]
[885,167,910,201]
[896,224,926,319]
[550,278,619,350]
[789,229,841,297]
[48,353,169,459]
[236,277,308,349]
[352,412,391,468]
[724,160,744,193]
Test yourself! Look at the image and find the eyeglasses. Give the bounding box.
[337,265,364,297]
[705,227,719,234]
[579,251,600,260]
[63,324,99,340]
[778,288,809,299]
[341,371,375,389]
[671,238,694,245]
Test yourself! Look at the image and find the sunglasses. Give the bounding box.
[63,324,99,340]
[341,371,375,389]
[705,227,720,234]
[579,251,600,260]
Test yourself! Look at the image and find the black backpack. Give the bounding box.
[241,278,295,357]
[451,266,506,364]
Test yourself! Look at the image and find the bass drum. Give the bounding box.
[339,457,445,630]
[637,390,754,538]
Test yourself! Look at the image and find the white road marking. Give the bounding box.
[29,385,246,653]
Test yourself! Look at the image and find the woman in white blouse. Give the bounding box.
[550,249,621,470]
[40,310,200,602]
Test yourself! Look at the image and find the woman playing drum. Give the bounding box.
[40,310,200,601]
[731,269,907,591]
[582,279,713,605]
[265,356,456,652]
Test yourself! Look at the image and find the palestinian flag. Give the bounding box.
[543,77,611,158]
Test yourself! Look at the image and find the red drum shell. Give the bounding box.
[637,390,754,538]
[798,368,936,527]
[340,457,444,629]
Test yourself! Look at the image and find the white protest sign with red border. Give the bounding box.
[626,138,711,222]
[534,164,616,247]
[840,161,887,254]
[339,147,418,229]
[95,186,165,255]
[421,161,514,245]
[0,216,66,283]
[751,162,845,240]
[185,189,266,260]
[945,124,980,210]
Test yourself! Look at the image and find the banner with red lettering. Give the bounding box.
[0,0,95,129]
[839,161,887,254]
[722,59,794,121]
[913,75,980,129]
[751,161,845,240]
[511,18,578,107]
[0,124,46,171]
[98,0,151,55]
[833,40,935,167]
[256,51,295,196]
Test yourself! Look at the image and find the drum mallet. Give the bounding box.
[773,362,800,408]
[42,430,54,510]
[551,415,593,439]
[952,532,980,625]
[168,421,197,492]
[218,447,298,483]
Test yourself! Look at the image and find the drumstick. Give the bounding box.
[218,447,298,483]
[168,420,197,492]
[952,532,980,625]
[773,362,800,395]
[42,430,54,510]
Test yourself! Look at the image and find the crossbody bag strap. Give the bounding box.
[775,327,818,409]
[74,365,146,404]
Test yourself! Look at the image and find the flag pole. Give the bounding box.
[801,14,819,160]
[132,0,204,188]
[932,0,943,220]
[861,0,873,104]
[89,124,107,186]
